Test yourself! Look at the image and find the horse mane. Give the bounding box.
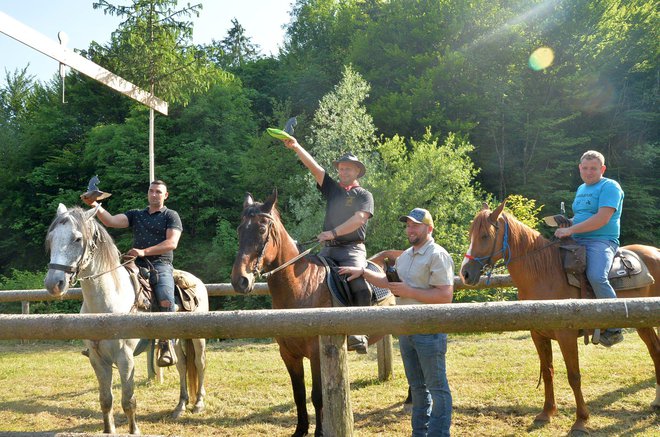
[471,209,562,278]
[47,206,122,285]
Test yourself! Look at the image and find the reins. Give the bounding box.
[77,255,136,282]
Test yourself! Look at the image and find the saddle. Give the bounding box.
[122,258,199,312]
[311,255,392,308]
[563,245,655,292]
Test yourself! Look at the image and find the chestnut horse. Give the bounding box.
[460,200,660,435]
[230,190,401,437]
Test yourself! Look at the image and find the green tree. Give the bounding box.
[368,129,485,261]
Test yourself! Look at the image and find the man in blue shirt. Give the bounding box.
[555,150,624,347]
[83,180,183,365]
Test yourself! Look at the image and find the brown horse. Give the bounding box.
[459,200,660,435]
[230,190,401,437]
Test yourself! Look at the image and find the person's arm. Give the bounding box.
[317,210,371,242]
[388,283,453,304]
[126,228,181,258]
[283,137,325,186]
[554,207,615,238]
[338,265,390,289]
[81,198,129,228]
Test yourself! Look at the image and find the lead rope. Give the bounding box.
[260,241,322,279]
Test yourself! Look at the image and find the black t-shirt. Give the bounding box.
[124,207,182,263]
[317,173,374,243]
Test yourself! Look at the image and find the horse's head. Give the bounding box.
[460,200,509,286]
[231,189,280,293]
[44,203,100,296]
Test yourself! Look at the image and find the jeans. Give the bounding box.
[138,259,175,313]
[575,237,620,334]
[399,333,452,436]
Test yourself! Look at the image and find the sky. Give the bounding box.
[0,0,293,86]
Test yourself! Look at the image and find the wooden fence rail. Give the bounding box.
[0,298,658,436]
[0,298,657,340]
[0,275,515,302]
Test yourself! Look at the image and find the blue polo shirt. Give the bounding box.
[124,207,182,263]
[572,177,623,244]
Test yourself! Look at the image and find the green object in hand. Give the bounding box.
[267,128,294,140]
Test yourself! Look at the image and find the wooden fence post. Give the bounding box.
[320,334,353,436]
[377,334,393,381]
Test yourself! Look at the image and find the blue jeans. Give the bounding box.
[139,259,175,313]
[399,333,452,436]
[575,237,620,334]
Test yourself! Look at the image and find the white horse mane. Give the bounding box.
[47,206,122,282]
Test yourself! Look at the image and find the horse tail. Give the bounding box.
[186,339,199,404]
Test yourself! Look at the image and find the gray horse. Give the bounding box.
[45,204,208,434]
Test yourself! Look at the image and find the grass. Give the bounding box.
[0,331,657,436]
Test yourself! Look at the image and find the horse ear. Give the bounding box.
[243,192,254,208]
[57,203,68,215]
[489,200,507,221]
[263,189,278,212]
[481,202,490,211]
[85,204,101,221]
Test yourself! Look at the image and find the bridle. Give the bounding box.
[250,212,275,277]
[464,217,511,281]
[47,217,128,286]
[47,221,94,288]
[245,212,320,279]
[464,215,563,282]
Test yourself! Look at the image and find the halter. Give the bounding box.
[251,212,275,277]
[48,218,106,286]
[464,217,511,282]
[247,212,320,279]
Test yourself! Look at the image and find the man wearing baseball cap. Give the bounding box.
[281,136,374,353]
[340,207,454,435]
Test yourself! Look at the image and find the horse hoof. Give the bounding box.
[569,429,590,436]
[171,409,184,420]
[192,404,205,414]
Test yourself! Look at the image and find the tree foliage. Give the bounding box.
[0,0,657,297]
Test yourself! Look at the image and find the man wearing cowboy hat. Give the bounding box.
[282,136,374,353]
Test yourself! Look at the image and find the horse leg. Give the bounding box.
[530,331,557,423]
[280,349,309,437]
[556,332,589,434]
[310,354,324,437]
[90,357,116,434]
[635,327,660,408]
[172,339,189,419]
[191,338,207,414]
[116,350,140,435]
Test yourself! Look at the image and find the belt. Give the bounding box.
[326,240,365,247]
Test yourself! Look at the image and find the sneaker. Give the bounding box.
[347,335,368,354]
[599,331,624,348]
[157,340,177,367]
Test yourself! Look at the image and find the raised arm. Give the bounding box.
[282,137,325,186]
[81,198,129,228]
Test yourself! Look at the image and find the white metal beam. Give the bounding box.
[0,11,168,115]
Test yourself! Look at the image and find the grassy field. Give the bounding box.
[0,331,657,436]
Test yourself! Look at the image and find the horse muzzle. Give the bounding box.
[460,261,483,286]
[44,269,71,296]
[230,273,255,294]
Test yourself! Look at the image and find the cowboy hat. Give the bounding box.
[333,153,366,178]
